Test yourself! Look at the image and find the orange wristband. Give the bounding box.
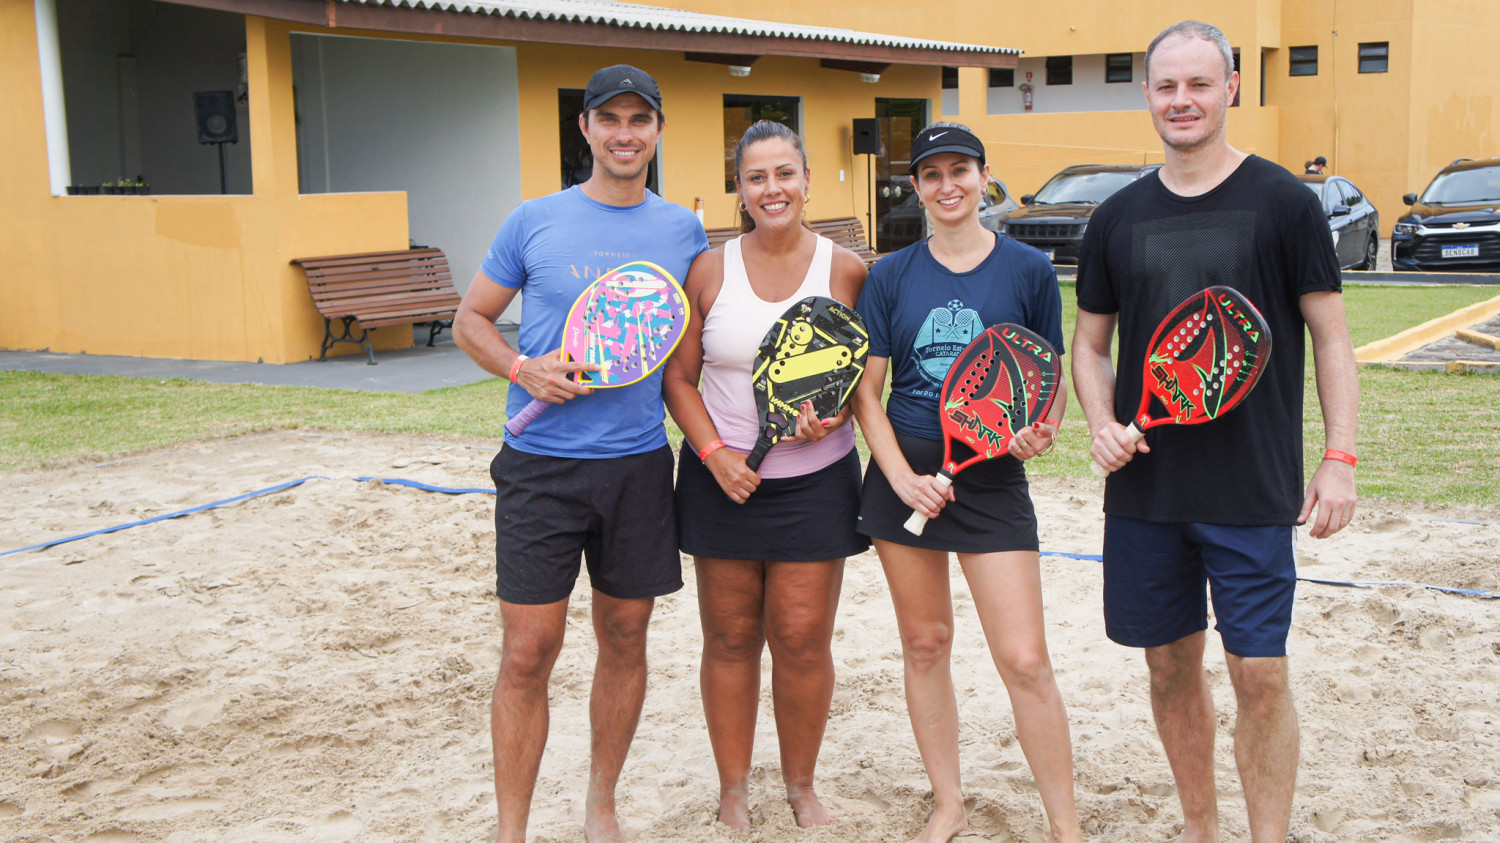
[508,354,530,382]
[697,439,727,461]
[1323,448,1358,467]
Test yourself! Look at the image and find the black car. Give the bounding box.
[1393,157,1500,272]
[1297,174,1380,270]
[1000,164,1161,264]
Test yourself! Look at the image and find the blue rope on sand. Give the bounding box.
[354,477,495,496]
[0,477,325,558]
[6,478,1498,601]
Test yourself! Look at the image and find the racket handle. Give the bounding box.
[504,398,549,436]
[745,436,774,473]
[1089,423,1146,478]
[902,473,954,536]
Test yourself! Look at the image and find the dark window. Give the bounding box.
[723,94,799,193]
[1358,42,1389,73]
[988,67,1014,88]
[1105,53,1132,83]
[941,66,959,89]
[1045,55,1073,86]
[1232,49,1241,107]
[1338,179,1364,206]
[1289,46,1318,76]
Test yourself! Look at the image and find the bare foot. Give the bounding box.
[910,801,968,843]
[583,796,627,843]
[717,783,752,831]
[1173,823,1220,843]
[785,783,832,827]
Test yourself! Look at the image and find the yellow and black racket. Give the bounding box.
[746,296,869,472]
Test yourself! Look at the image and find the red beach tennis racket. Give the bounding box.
[745,296,869,472]
[504,261,688,436]
[903,324,1062,536]
[1090,285,1272,478]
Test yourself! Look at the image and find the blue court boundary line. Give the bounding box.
[4,477,1497,601]
[0,477,326,558]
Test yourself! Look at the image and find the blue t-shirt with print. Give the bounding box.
[857,234,1065,441]
[481,186,708,458]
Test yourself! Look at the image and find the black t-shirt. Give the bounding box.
[1076,155,1341,525]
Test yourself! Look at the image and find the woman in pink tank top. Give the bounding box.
[663,121,868,831]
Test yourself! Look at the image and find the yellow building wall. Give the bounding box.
[1272,0,1413,234]
[0,6,411,363]
[676,0,1263,58]
[670,0,1279,196]
[507,46,941,231]
[1406,0,1500,194]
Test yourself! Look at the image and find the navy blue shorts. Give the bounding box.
[1102,516,1296,658]
[490,444,682,605]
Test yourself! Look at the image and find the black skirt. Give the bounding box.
[676,444,869,561]
[857,433,1039,553]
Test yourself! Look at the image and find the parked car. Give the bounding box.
[999,164,1161,264]
[1297,174,1380,270]
[875,176,1018,245]
[1392,157,1500,272]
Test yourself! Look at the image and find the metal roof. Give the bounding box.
[334,0,1020,55]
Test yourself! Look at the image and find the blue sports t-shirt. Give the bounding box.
[857,234,1065,441]
[481,186,708,458]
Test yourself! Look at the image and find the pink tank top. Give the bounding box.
[700,234,856,479]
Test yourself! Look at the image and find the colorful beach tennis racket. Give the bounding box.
[504,261,688,436]
[1090,285,1272,478]
[745,296,869,472]
[903,324,1062,536]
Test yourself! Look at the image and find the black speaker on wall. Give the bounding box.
[194,90,238,145]
[852,118,881,155]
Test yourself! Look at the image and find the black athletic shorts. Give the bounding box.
[675,443,869,561]
[857,433,1039,554]
[489,444,682,605]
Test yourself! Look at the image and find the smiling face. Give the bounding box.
[579,92,662,185]
[736,136,809,232]
[911,152,989,227]
[1144,35,1238,154]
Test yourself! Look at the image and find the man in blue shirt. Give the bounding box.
[454,65,708,843]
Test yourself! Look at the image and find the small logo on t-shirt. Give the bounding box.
[913,299,980,387]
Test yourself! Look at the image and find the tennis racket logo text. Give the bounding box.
[1000,326,1054,362]
[1215,292,1262,343]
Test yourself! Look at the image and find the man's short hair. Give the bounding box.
[1145,20,1235,82]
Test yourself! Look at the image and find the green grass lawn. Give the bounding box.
[2,283,1496,507]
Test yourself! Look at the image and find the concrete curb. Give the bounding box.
[1355,293,1500,365]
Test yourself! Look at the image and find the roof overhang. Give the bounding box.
[167,0,1019,68]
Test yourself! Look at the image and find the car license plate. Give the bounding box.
[1041,249,1056,262]
[1442,244,1479,258]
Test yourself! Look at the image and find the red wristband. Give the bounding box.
[508,354,529,382]
[697,439,727,461]
[1323,448,1358,467]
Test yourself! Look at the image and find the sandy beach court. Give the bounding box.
[2,431,1496,841]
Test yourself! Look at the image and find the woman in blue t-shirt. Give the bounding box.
[851,123,1082,843]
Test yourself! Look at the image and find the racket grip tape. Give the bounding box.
[902,473,955,536]
[1089,423,1146,478]
[744,436,774,473]
[504,398,549,436]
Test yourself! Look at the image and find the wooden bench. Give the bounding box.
[704,217,883,266]
[291,247,462,365]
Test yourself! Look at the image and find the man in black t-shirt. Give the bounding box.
[1072,21,1359,843]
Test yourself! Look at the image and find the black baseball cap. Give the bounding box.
[583,65,662,113]
[908,125,986,174]
[1313,155,1328,166]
